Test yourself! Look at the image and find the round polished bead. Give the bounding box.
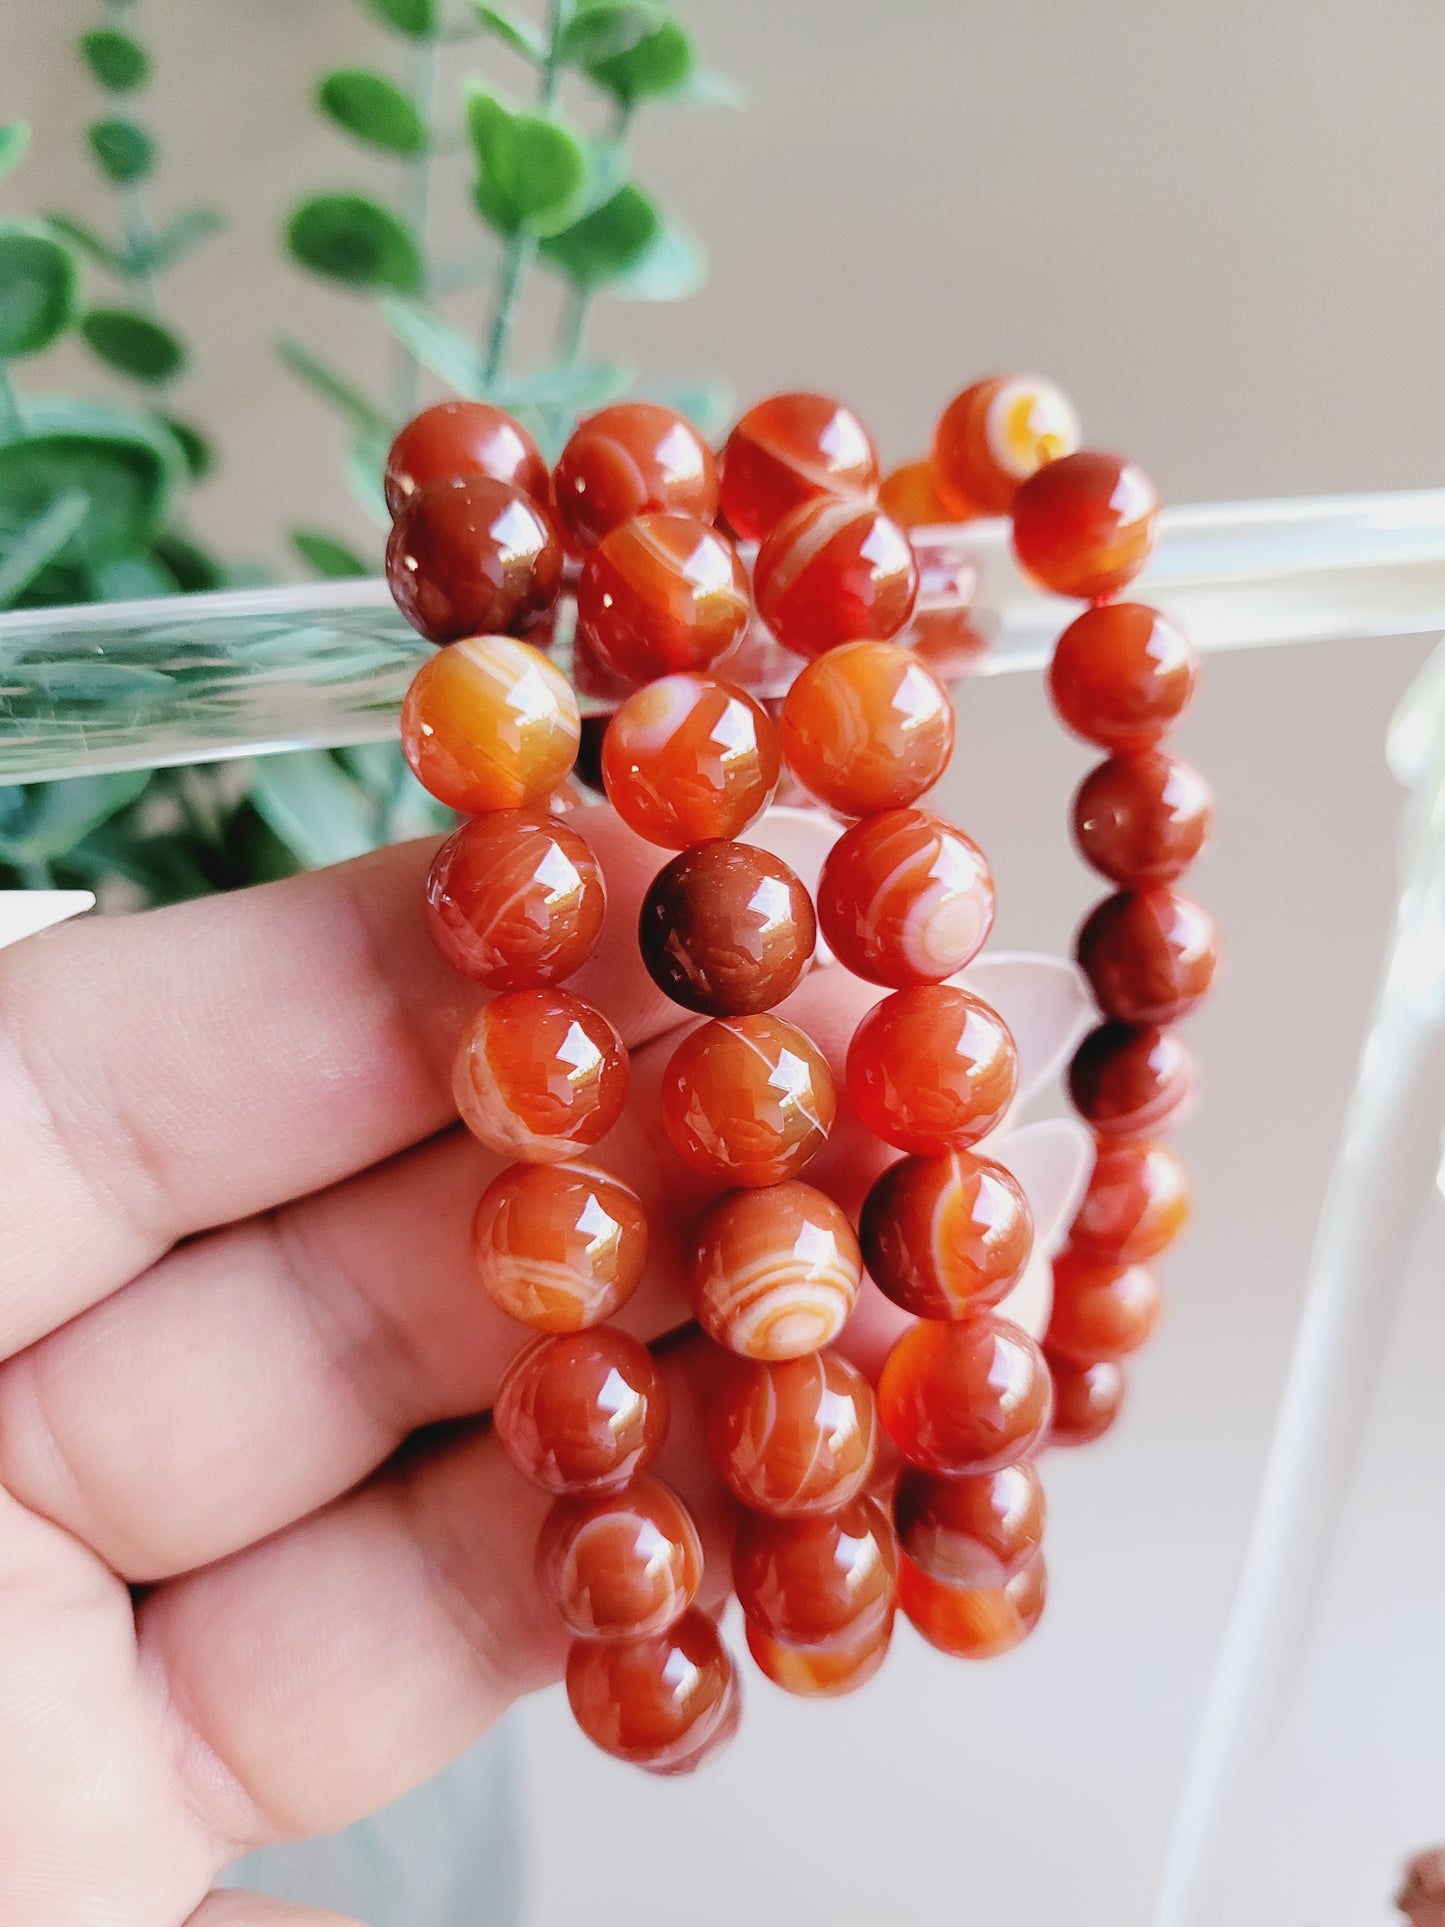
[1012,451,1160,601]
[877,1313,1052,1477]
[878,458,954,529]
[719,391,879,544]
[576,511,751,684]
[846,985,1018,1154]
[537,1476,702,1640]
[638,840,816,1017]
[425,810,604,990]
[745,1611,893,1698]
[661,1013,835,1187]
[1070,1137,1190,1264]
[689,1181,861,1360]
[1068,1021,1195,1137]
[1049,603,1197,750]
[453,988,627,1162]
[754,497,919,660]
[601,673,780,849]
[780,640,955,816]
[733,1496,898,1649]
[1047,1249,1161,1363]
[1076,888,1219,1025]
[1073,751,1212,885]
[708,1350,878,1516]
[860,1150,1032,1320]
[893,1462,1046,1590]
[401,636,580,815]
[1046,1351,1126,1447]
[470,1162,648,1332]
[494,1327,667,1494]
[566,1609,739,1774]
[931,374,1081,517]
[384,400,548,518]
[552,402,718,553]
[899,1553,1047,1659]
[816,807,996,988]
[386,476,562,644]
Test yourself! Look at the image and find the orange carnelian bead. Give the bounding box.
[816,807,995,988]
[754,497,918,660]
[931,374,1081,517]
[575,511,751,684]
[661,1013,835,1187]
[386,476,562,644]
[566,1608,739,1774]
[1076,888,1219,1026]
[470,1162,648,1332]
[878,1313,1052,1477]
[719,391,879,544]
[401,636,580,815]
[689,1181,861,1359]
[708,1349,878,1517]
[494,1327,668,1494]
[552,402,718,553]
[1047,1351,1126,1446]
[1012,451,1160,602]
[745,1610,893,1698]
[638,840,816,1017]
[893,1462,1046,1590]
[899,1552,1046,1659]
[1070,1137,1190,1264]
[860,1150,1032,1320]
[1049,603,1197,750]
[600,673,780,849]
[384,399,549,519]
[537,1475,702,1640]
[878,458,954,530]
[846,985,1018,1154]
[1069,1020,1194,1137]
[425,810,604,990]
[1047,1249,1161,1364]
[733,1496,898,1649]
[453,988,627,1162]
[779,640,955,817]
[1073,751,1213,886]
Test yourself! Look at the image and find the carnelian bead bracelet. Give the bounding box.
[378,382,1216,1772]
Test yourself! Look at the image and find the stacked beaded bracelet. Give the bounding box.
[380,372,1216,1772]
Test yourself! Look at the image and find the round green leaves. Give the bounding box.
[318,70,426,156]
[80,309,187,384]
[287,194,423,294]
[0,222,79,359]
[88,118,155,184]
[78,29,150,93]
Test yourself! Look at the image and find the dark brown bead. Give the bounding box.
[384,400,549,519]
[1068,1021,1194,1136]
[386,475,562,645]
[1073,752,1212,886]
[638,840,816,1016]
[1075,888,1219,1025]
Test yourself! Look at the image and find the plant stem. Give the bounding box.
[102,0,170,393]
[0,362,22,438]
[389,30,441,423]
[557,281,589,366]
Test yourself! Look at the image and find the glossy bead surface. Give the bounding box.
[1047,1250,1161,1363]
[661,1013,835,1187]
[453,989,627,1162]
[780,640,955,816]
[745,1612,892,1698]
[1069,1021,1195,1137]
[470,1162,648,1332]
[861,1151,1032,1320]
[552,402,718,553]
[719,391,879,544]
[689,1181,861,1359]
[1012,451,1160,601]
[1047,1352,1126,1447]
[1049,603,1197,750]
[576,511,750,684]
[538,1476,702,1639]
[1070,1138,1190,1264]
[708,1350,878,1517]
[877,1313,1052,1477]
[878,458,954,530]
[566,1609,739,1774]
[1076,888,1219,1025]
[386,476,562,644]
[1073,751,1213,885]
[899,1553,1047,1659]
[846,985,1018,1154]
[638,840,815,1016]
[384,400,548,518]
[401,636,580,816]
[601,673,780,849]
[931,375,1081,516]
[733,1496,898,1648]
[893,1462,1046,1590]
[494,1327,667,1494]
[817,808,995,988]
[425,810,604,990]
[755,497,919,660]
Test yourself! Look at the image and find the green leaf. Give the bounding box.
[89,549,178,599]
[0,221,79,358]
[379,298,487,396]
[468,93,590,236]
[80,307,187,383]
[276,336,391,437]
[0,490,88,608]
[539,183,659,286]
[150,528,226,591]
[0,772,151,864]
[608,215,706,300]
[581,16,693,102]
[558,3,666,66]
[78,29,150,93]
[286,193,422,294]
[0,395,185,567]
[88,117,154,183]
[291,527,372,578]
[159,415,213,480]
[249,751,379,869]
[471,3,546,61]
[318,69,427,155]
[0,123,31,181]
[665,67,745,108]
[492,360,631,410]
[139,208,223,274]
[359,0,438,36]
[44,213,127,277]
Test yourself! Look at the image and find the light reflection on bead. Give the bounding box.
[552,402,718,553]
[780,640,954,817]
[1075,888,1219,1026]
[899,1553,1047,1659]
[720,391,880,544]
[877,1313,1052,1477]
[661,1013,835,1187]
[401,636,580,816]
[452,989,627,1162]
[733,1496,898,1649]
[861,1150,1032,1320]
[384,399,549,518]
[1069,1021,1195,1138]
[846,985,1018,1154]
[1012,451,1160,602]
[425,810,605,990]
[1046,1250,1161,1364]
[1069,1137,1189,1264]
[494,1327,668,1494]
[708,1350,878,1516]
[690,1181,861,1359]
[745,1610,893,1697]
[537,1476,702,1639]
[1049,603,1197,751]
[816,807,995,988]
[755,496,919,660]
[1047,1351,1127,1447]
[932,375,1081,516]
[386,476,562,645]
[601,673,780,849]
[893,1462,1045,1589]
[565,1609,740,1773]
[638,839,815,1017]
[470,1162,648,1332]
[576,511,750,684]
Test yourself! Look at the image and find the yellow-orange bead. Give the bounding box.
[1069,1137,1189,1264]
[733,1496,898,1649]
[893,1462,1045,1589]
[1012,450,1160,602]
[401,636,579,815]
[538,1476,702,1639]
[425,810,604,989]
[878,1313,1052,1477]
[899,1553,1047,1658]
[566,1609,740,1774]
[661,1013,835,1187]
[878,458,956,529]
[470,1162,648,1332]
[601,673,780,849]
[931,375,1081,517]
[495,1327,668,1495]
[452,989,628,1162]
[816,808,996,988]
[780,640,955,817]
[745,1610,893,1697]
[689,1181,861,1360]
[708,1350,879,1517]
